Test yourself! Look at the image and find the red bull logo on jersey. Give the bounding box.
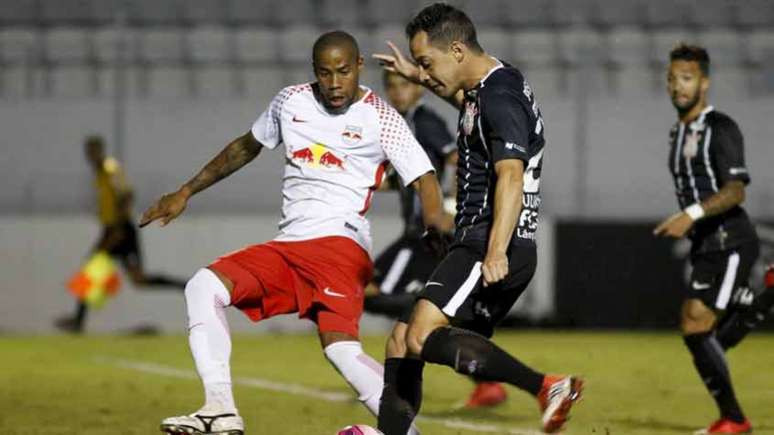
[341,125,363,145]
[289,143,346,170]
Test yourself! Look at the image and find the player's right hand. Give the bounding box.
[139,189,189,228]
[372,41,421,83]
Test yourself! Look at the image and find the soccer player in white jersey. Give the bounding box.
[140,31,445,435]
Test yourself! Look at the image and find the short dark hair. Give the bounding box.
[405,3,483,53]
[312,30,360,64]
[670,43,710,76]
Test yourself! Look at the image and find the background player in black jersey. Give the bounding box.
[367,70,509,409]
[654,44,774,434]
[373,4,582,434]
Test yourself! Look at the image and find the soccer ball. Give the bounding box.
[337,424,383,435]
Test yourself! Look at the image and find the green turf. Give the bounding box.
[1,332,773,434]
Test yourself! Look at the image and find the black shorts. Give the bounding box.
[372,234,441,296]
[403,242,537,338]
[96,221,141,270]
[688,240,759,312]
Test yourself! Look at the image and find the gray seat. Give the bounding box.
[557,26,604,66]
[182,0,227,25]
[193,66,237,97]
[709,66,750,99]
[0,28,40,64]
[520,65,562,99]
[47,65,98,97]
[588,0,647,28]
[188,26,233,64]
[643,0,692,28]
[696,29,745,66]
[551,0,594,28]
[734,0,774,28]
[125,0,182,26]
[145,66,192,98]
[39,0,104,26]
[748,30,774,66]
[278,25,319,64]
[226,0,276,26]
[0,64,34,98]
[608,27,650,68]
[135,29,187,63]
[464,0,506,27]
[320,0,361,27]
[93,27,135,65]
[43,27,93,64]
[234,27,278,64]
[284,65,313,87]
[478,29,514,63]
[0,0,39,26]
[614,65,661,97]
[648,30,694,68]
[687,0,735,29]
[242,65,285,101]
[275,0,319,26]
[503,0,552,28]
[512,30,558,68]
[363,0,416,25]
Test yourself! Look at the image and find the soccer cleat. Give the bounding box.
[694,418,752,434]
[537,375,584,433]
[160,412,244,434]
[765,264,774,289]
[465,382,508,408]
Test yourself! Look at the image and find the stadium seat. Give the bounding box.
[363,0,416,26]
[39,0,104,27]
[557,26,605,67]
[278,25,319,64]
[734,0,774,28]
[643,0,693,29]
[552,0,594,28]
[588,0,647,29]
[612,65,658,96]
[93,27,134,65]
[0,64,33,98]
[710,66,750,98]
[512,30,558,68]
[608,27,650,68]
[372,24,406,51]
[96,64,142,97]
[241,65,285,100]
[520,65,562,99]
[696,29,745,66]
[145,66,192,98]
[234,27,278,64]
[135,28,187,63]
[226,0,277,26]
[47,65,98,97]
[320,0,361,27]
[648,30,694,68]
[463,0,506,27]
[748,30,774,66]
[125,0,182,26]
[477,29,514,63]
[0,0,39,26]
[502,0,552,28]
[188,26,233,64]
[193,66,237,97]
[182,0,227,26]
[0,28,40,64]
[274,0,320,27]
[284,65,314,87]
[42,27,93,64]
[686,0,735,29]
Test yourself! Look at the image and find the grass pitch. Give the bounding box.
[1,332,773,435]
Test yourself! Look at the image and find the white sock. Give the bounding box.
[185,268,236,414]
[324,341,420,435]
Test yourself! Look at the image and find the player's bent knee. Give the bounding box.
[185,269,231,310]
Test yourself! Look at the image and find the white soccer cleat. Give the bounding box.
[160,412,244,434]
[537,375,584,433]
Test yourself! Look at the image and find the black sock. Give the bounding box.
[363,293,416,318]
[717,286,774,350]
[683,332,745,422]
[377,358,424,435]
[420,326,544,396]
[74,302,87,331]
[143,275,187,289]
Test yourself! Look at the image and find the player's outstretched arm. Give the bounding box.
[653,181,745,239]
[140,132,263,227]
[412,171,449,232]
[373,41,463,109]
[482,159,524,287]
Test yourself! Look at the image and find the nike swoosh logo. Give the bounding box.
[323,287,346,298]
[692,281,712,290]
[426,281,444,287]
[292,115,307,123]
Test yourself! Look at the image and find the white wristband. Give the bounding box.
[684,203,705,221]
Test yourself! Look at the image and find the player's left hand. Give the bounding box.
[422,226,449,259]
[653,211,694,238]
[482,250,508,287]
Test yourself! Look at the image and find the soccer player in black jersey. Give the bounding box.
[367,70,509,408]
[373,4,582,433]
[654,44,774,434]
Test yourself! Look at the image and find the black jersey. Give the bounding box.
[668,106,758,253]
[391,103,455,235]
[454,61,545,248]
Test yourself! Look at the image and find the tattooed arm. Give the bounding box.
[140,132,263,227]
[654,181,746,239]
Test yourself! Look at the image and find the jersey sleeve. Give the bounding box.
[250,87,295,149]
[480,87,532,163]
[415,110,456,159]
[377,102,435,186]
[712,118,750,185]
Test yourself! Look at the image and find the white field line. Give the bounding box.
[98,357,545,435]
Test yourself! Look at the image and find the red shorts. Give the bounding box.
[209,236,372,337]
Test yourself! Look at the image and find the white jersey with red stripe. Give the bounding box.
[251,83,434,255]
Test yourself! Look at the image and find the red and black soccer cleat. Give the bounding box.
[695,418,753,434]
[537,375,584,433]
[465,382,508,408]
